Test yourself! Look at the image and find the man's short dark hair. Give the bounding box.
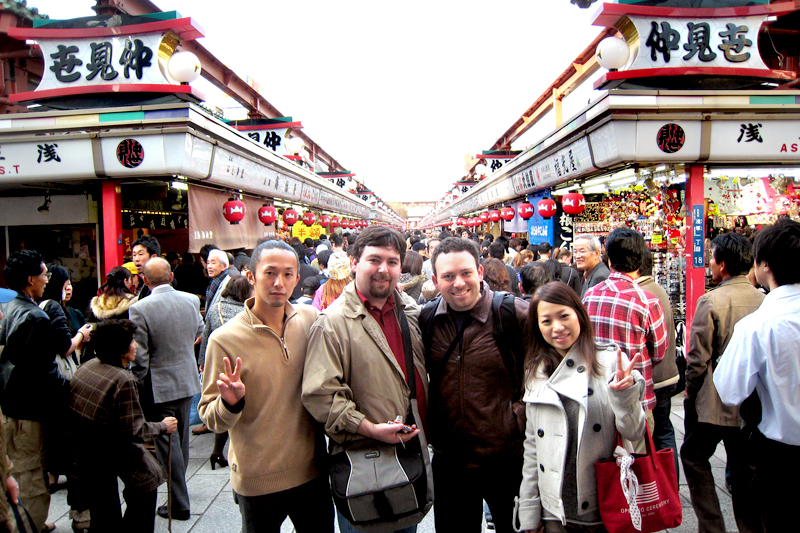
[291,243,307,263]
[131,235,161,257]
[519,262,552,295]
[93,319,137,366]
[330,234,344,247]
[509,238,521,250]
[437,230,452,240]
[250,240,299,273]
[349,226,406,264]
[199,244,219,263]
[346,233,358,246]
[319,234,328,241]
[232,252,250,272]
[426,238,441,253]
[431,237,480,277]
[303,238,314,248]
[754,217,800,286]
[301,276,321,296]
[605,228,647,274]
[4,250,44,292]
[711,232,753,277]
[537,242,552,255]
[316,249,332,269]
[639,250,654,277]
[488,241,506,260]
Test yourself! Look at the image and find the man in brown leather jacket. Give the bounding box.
[427,237,529,533]
[681,232,765,533]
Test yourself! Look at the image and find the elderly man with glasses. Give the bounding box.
[573,234,610,298]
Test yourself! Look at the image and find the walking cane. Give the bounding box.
[167,431,173,533]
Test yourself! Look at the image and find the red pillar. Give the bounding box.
[684,164,705,335]
[101,180,123,281]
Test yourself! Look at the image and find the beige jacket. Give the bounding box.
[636,276,678,388]
[686,276,765,426]
[301,282,427,446]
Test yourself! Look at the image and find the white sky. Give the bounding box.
[27,0,600,203]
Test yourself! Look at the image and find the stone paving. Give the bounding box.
[45,396,739,532]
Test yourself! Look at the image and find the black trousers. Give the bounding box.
[89,471,158,533]
[754,433,800,533]
[680,398,764,533]
[148,396,192,513]
[432,452,522,533]
[235,475,334,533]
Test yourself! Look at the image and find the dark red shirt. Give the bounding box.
[357,291,426,429]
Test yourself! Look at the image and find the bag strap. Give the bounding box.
[398,310,417,400]
[491,291,525,400]
[615,421,660,469]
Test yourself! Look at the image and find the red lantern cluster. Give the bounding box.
[500,206,515,221]
[319,214,331,228]
[302,211,316,226]
[561,192,586,215]
[258,204,277,225]
[488,210,501,222]
[283,208,299,225]
[537,198,557,219]
[329,216,340,229]
[456,217,467,227]
[518,202,534,220]
[222,199,246,225]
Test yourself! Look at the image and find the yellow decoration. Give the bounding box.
[651,234,663,244]
[292,223,326,241]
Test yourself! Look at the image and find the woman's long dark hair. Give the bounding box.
[524,281,600,382]
[98,266,134,299]
[42,264,71,307]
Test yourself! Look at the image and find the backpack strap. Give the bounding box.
[398,310,416,399]
[491,291,525,400]
[419,296,441,366]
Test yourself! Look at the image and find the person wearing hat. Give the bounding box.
[312,252,351,311]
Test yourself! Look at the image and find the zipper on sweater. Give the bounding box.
[259,314,293,361]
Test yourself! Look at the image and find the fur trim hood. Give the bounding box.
[90,293,138,319]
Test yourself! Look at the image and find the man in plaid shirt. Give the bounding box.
[583,228,667,430]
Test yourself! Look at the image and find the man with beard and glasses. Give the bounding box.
[303,226,430,533]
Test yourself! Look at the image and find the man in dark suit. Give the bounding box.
[130,257,204,521]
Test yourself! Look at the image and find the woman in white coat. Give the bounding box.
[513,282,646,533]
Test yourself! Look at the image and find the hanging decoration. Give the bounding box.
[258,204,277,225]
[480,212,490,224]
[329,216,340,229]
[562,192,587,215]
[222,198,246,225]
[319,214,331,228]
[500,206,515,221]
[537,198,557,219]
[283,208,299,225]
[488,210,501,222]
[518,202,535,220]
[302,211,316,226]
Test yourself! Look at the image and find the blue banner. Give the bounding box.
[692,204,704,268]
[528,192,554,246]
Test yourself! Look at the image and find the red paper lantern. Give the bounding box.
[480,212,489,224]
[329,216,340,229]
[473,217,482,227]
[319,214,330,228]
[536,199,557,219]
[500,206,515,221]
[222,199,246,225]
[258,204,277,225]
[562,192,586,215]
[488,210,501,222]
[518,202,535,220]
[302,211,316,226]
[456,217,467,227]
[283,208,299,225]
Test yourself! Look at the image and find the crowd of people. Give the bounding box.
[0,218,798,533]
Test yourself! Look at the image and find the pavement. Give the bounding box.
[45,395,739,532]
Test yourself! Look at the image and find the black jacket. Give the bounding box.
[0,294,70,421]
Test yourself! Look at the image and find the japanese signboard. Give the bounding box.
[708,119,800,161]
[512,136,594,195]
[628,15,769,71]
[526,193,554,245]
[0,139,94,182]
[692,205,704,268]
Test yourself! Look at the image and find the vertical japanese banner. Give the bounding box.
[692,205,704,268]
[527,193,554,246]
[552,202,575,249]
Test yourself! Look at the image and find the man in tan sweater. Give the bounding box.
[198,240,332,533]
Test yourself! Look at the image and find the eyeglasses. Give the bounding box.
[43,272,52,280]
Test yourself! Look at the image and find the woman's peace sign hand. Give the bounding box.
[609,348,641,391]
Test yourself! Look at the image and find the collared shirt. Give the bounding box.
[714,283,800,445]
[583,272,668,410]
[357,290,427,427]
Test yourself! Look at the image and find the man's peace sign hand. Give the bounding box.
[217,356,245,406]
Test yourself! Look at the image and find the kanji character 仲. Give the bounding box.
[646,21,680,62]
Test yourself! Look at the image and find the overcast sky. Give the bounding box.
[28,0,599,203]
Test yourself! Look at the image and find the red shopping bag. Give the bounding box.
[594,424,682,533]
